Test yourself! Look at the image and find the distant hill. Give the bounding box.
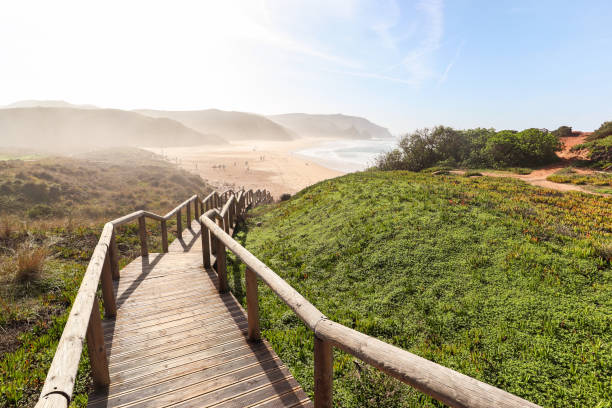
[136,109,295,141]
[267,113,392,139]
[3,100,99,109]
[0,107,225,151]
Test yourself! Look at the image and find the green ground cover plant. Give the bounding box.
[572,122,612,169]
[0,149,211,407]
[230,171,611,408]
[547,168,612,187]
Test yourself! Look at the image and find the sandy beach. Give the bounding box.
[147,138,345,199]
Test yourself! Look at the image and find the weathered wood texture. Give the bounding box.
[37,188,540,408]
[87,251,310,407]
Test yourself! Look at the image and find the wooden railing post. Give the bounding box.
[245,267,260,341]
[201,219,211,269]
[161,219,168,253]
[109,228,120,280]
[186,200,192,230]
[100,253,116,318]
[86,297,110,388]
[224,210,230,234]
[215,234,228,293]
[314,336,333,408]
[138,215,148,257]
[177,208,182,236]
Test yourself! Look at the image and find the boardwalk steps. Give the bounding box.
[87,221,310,407]
[35,189,541,408]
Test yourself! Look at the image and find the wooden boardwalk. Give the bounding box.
[88,221,312,408]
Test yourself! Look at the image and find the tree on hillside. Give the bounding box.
[375,125,562,171]
[552,125,572,138]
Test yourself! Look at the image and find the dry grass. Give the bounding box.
[14,245,48,283]
[0,215,15,239]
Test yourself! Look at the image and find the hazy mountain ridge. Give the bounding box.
[0,101,393,150]
[136,109,295,141]
[268,113,393,139]
[0,107,225,151]
[3,100,100,109]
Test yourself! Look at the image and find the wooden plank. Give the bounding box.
[93,346,266,399]
[102,357,285,408]
[212,378,303,408]
[251,391,312,408]
[106,320,249,357]
[103,308,246,341]
[109,337,251,374]
[135,366,293,408]
[105,303,244,335]
[108,328,247,365]
[109,339,259,382]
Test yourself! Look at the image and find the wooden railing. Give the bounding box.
[35,186,540,408]
[34,188,271,408]
[199,202,542,408]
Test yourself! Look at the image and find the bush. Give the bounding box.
[279,193,292,202]
[552,126,573,138]
[485,128,561,167]
[375,126,561,171]
[574,135,612,169]
[587,121,612,141]
[27,204,54,219]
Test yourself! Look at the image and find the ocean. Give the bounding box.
[293,138,399,173]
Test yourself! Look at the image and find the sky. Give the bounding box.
[1,0,611,134]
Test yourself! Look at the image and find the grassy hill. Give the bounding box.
[0,148,211,407]
[232,171,611,407]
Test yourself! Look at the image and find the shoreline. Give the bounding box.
[146,138,345,199]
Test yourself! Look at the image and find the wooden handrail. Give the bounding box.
[199,202,541,408]
[36,185,539,408]
[34,191,224,408]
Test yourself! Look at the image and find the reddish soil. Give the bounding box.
[460,133,609,196]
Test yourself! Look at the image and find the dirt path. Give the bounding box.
[456,134,610,197]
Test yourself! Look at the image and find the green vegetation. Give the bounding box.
[551,126,573,138]
[231,171,611,407]
[547,167,612,187]
[375,126,562,171]
[0,149,211,407]
[573,122,612,169]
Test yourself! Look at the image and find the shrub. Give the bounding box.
[375,126,561,171]
[552,126,573,138]
[279,193,292,202]
[485,128,561,167]
[15,246,48,282]
[587,121,612,141]
[27,204,54,219]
